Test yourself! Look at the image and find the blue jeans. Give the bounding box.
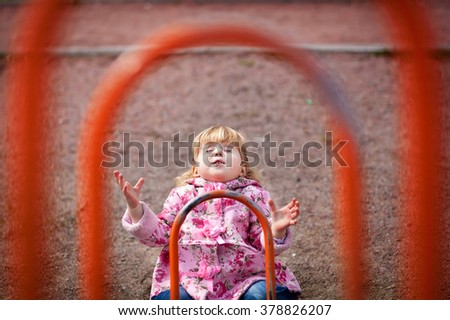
[239,280,299,300]
[151,286,194,300]
[151,281,298,300]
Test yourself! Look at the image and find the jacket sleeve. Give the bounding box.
[121,187,186,247]
[247,187,293,256]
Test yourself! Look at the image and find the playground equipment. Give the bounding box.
[170,190,278,300]
[2,0,446,300]
[74,23,364,300]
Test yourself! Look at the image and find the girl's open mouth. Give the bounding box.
[211,159,225,166]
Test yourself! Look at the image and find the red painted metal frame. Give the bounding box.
[3,0,445,300]
[169,190,277,300]
[75,23,365,299]
[3,0,67,299]
[377,1,445,299]
[73,23,364,299]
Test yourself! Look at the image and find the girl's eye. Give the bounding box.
[224,148,232,153]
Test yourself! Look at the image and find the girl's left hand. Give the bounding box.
[269,197,300,239]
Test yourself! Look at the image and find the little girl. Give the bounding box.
[114,126,301,300]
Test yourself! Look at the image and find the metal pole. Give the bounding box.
[169,190,277,300]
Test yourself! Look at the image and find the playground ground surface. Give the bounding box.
[0,2,449,299]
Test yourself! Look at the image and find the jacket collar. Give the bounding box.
[185,177,261,190]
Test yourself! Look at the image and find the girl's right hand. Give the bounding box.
[113,170,144,209]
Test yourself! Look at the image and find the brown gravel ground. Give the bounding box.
[0,2,449,300]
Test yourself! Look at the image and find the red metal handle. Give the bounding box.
[169,190,277,300]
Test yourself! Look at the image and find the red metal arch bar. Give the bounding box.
[377,0,445,299]
[4,0,67,299]
[169,190,277,300]
[76,23,364,299]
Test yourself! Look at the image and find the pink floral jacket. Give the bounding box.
[122,177,301,300]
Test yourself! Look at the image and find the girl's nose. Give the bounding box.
[213,146,223,156]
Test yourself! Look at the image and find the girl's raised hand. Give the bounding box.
[113,170,144,209]
[268,197,300,239]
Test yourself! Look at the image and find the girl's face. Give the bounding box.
[195,142,243,182]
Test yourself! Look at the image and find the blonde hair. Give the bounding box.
[176,126,261,186]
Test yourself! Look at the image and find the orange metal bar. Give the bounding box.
[332,124,364,299]
[377,0,445,299]
[169,190,277,300]
[77,24,364,299]
[4,0,67,299]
